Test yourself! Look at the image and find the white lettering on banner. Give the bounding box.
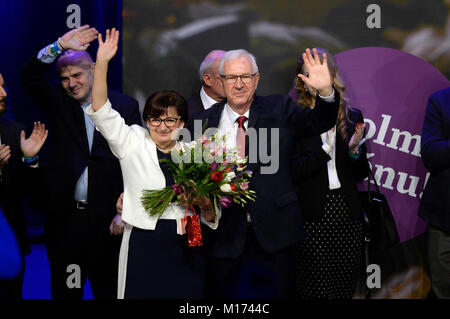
[366,4,381,29]
[66,4,81,29]
[387,129,421,156]
[366,154,428,199]
[365,114,421,157]
[419,172,430,198]
[362,113,428,198]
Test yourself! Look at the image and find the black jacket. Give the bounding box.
[188,93,339,258]
[292,107,370,222]
[0,118,37,256]
[187,91,205,119]
[418,87,450,232]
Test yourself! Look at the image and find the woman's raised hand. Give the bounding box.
[96,28,119,64]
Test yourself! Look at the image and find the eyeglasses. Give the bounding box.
[148,117,181,128]
[220,73,257,84]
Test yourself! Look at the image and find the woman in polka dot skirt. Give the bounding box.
[290,48,370,299]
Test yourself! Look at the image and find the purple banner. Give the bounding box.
[336,47,449,242]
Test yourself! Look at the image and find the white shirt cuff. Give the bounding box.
[317,88,335,102]
[37,44,58,64]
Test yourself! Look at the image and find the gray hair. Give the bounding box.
[198,50,226,82]
[218,49,259,75]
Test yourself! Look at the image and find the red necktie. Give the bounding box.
[236,116,247,158]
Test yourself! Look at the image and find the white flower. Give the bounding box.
[220,184,232,192]
[224,172,236,182]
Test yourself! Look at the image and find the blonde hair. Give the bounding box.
[295,48,353,142]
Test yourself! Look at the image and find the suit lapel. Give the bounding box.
[65,99,90,155]
[247,97,261,130]
[204,102,225,131]
[0,120,16,148]
[245,97,261,174]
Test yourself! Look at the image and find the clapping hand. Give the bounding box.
[20,121,48,158]
[96,28,119,64]
[0,144,11,170]
[59,25,98,51]
[348,122,365,154]
[297,48,333,96]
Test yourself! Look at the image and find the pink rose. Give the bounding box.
[240,182,249,191]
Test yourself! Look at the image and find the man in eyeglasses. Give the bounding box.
[187,50,226,118]
[188,48,339,298]
[21,26,141,299]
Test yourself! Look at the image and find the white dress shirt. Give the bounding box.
[320,127,342,190]
[217,103,250,152]
[200,87,219,110]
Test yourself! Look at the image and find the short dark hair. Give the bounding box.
[56,50,94,72]
[142,90,188,124]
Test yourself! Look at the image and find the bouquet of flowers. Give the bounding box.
[141,133,256,246]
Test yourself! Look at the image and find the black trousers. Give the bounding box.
[0,256,25,299]
[206,225,295,299]
[44,207,121,299]
[427,225,450,299]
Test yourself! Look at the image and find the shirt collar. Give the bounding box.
[224,103,250,127]
[200,87,219,110]
[80,101,92,110]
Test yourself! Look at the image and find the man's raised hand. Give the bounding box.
[59,25,98,51]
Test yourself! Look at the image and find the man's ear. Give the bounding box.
[203,74,212,87]
[254,73,260,90]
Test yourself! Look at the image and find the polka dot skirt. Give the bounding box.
[293,191,364,299]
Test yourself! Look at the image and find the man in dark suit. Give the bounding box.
[418,86,450,299]
[21,26,142,299]
[187,50,226,118]
[188,48,339,298]
[0,73,48,299]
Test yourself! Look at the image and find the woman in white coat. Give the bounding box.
[87,29,219,299]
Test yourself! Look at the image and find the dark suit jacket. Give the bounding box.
[418,87,450,232]
[0,118,35,256]
[21,57,142,234]
[292,108,369,222]
[188,94,339,258]
[187,92,205,119]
